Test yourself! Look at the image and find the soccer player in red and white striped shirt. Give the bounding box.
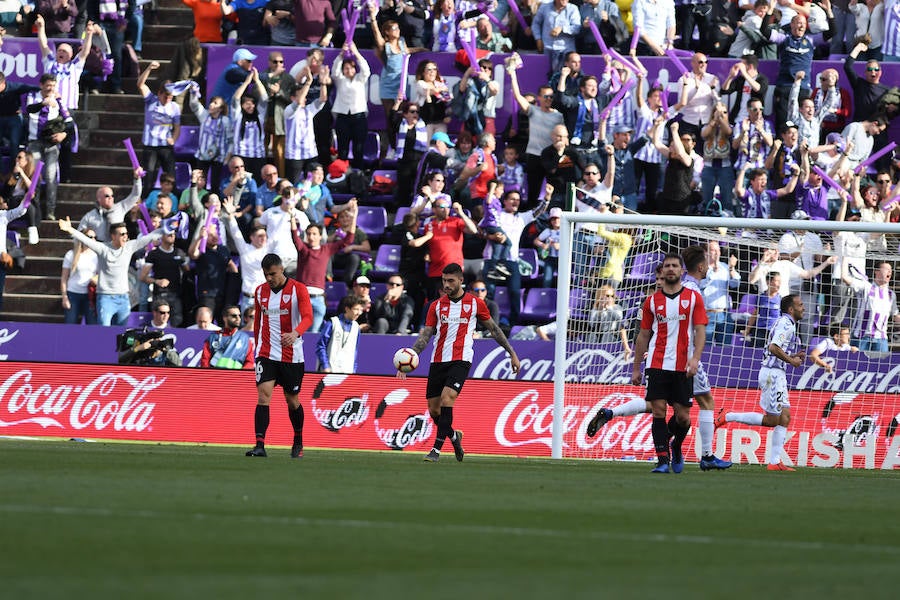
[246,253,314,459]
[398,263,520,463]
[631,253,708,473]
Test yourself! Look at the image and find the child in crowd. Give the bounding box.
[316,294,365,374]
[497,144,525,196]
[480,180,512,280]
[809,325,859,373]
[534,206,561,287]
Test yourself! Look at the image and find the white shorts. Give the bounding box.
[758,367,789,415]
[692,362,711,396]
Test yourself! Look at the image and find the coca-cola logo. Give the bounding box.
[495,390,653,455]
[0,369,159,431]
[0,327,18,360]
[373,388,432,450]
[310,374,370,432]
[471,346,633,383]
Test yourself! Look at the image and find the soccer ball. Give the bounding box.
[393,348,419,373]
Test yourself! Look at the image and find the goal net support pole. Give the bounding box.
[551,212,900,462]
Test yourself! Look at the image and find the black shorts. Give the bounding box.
[255,357,305,395]
[645,369,694,407]
[426,360,472,399]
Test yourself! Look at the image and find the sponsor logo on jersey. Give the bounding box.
[440,315,469,324]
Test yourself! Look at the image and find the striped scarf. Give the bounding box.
[396,118,428,159]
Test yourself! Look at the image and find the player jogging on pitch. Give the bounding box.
[716,294,806,471]
[627,253,708,473]
[246,253,314,459]
[588,246,732,470]
[397,263,520,462]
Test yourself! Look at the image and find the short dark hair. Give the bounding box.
[442,263,463,277]
[222,304,240,318]
[681,245,707,273]
[781,294,797,313]
[741,54,759,69]
[766,271,781,282]
[748,168,767,181]
[40,73,57,84]
[109,222,127,233]
[339,294,366,312]
[662,252,683,266]
[306,223,323,236]
[152,299,170,312]
[261,253,282,270]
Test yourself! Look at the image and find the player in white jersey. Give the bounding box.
[588,246,733,471]
[716,294,806,471]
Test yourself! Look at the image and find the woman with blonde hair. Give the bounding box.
[60,227,99,324]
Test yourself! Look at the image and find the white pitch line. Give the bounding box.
[2,503,899,556]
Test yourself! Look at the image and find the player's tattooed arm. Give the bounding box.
[482,318,513,354]
[411,326,436,355]
[482,318,521,373]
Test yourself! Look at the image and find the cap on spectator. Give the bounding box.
[355,276,371,286]
[790,209,810,220]
[613,124,634,134]
[431,131,455,147]
[825,132,845,153]
[233,49,257,63]
[784,120,798,130]
[549,207,562,219]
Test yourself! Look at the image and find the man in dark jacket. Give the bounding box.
[369,273,415,334]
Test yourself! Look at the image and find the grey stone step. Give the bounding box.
[1,293,60,315]
[144,24,195,43]
[23,238,71,257]
[17,256,63,277]
[149,7,195,27]
[3,275,61,295]
[56,183,132,205]
[0,311,64,323]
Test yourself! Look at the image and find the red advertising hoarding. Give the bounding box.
[1,362,898,469]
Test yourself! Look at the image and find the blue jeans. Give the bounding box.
[309,294,326,333]
[858,337,889,352]
[97,293,131,326]
[830,7,856,55]
[65,291,98,324]
[484,258,521,326]
[705,312,734,346]
[542,256,558,288]
[701,162,736,214]
[572,230,598,286]
[620,192,637,212]
[0,115,24,153]
[27,142,59,217]
[127,9,144,52]
[102,22,125,91]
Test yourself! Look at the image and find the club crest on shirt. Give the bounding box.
[463,304,470,313]
[682,300,690,309]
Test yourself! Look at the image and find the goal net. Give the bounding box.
[551,204,900,470]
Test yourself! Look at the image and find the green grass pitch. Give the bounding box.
[2,439,899,599]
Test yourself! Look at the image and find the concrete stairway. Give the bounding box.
[1,0,196,323]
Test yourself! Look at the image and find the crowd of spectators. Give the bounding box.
[0,0,899,362]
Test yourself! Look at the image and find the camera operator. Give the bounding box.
[117,328,182,367]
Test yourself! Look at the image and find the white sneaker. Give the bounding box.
[27,226,39,245]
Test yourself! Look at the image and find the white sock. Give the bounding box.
[770,425,787,465]
[613,398,649,417]
[698,410,714,456]
[727,412,764,426]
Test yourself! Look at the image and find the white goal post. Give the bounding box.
[551,211,900,468]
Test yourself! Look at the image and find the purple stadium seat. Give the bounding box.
[356,206,388,241]
[370,282,387,299]
[493,287,512,320]
[6,230,20,248]
[370,244,401,280]
[625,251,665,282]
[732,293,756,325]
[173,126,200,158]
[362,131,380,167]
[127,312,154,328]
[518,248,540,281]
[522,288,557,322]
[393,206,410,226]
[152,162,191,190]
[569,287,591,320]
[325,281,348,314]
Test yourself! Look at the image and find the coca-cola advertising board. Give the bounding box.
[2,362,898,469]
